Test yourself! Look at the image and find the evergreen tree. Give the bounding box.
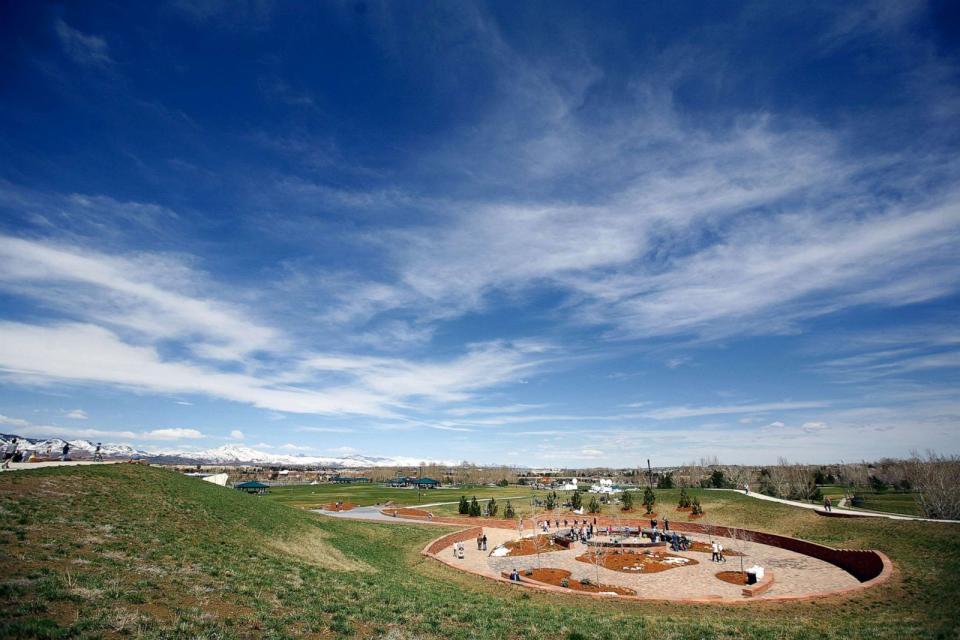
[571,490,582,510]
[656,473,674,489]
[643,487,656,514]
[620,490,634,511]
[458,495,469,515]
[710,470,726,488]
[588,495,601,514]
[469,496,481,517]
[678,488,690,509]
[486,497,498,517]
[545,491,557,511]
[504,501,515,519]
[691,496,703,515]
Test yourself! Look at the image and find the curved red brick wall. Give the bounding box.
[425,526,484,555]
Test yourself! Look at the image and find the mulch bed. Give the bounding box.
[499,535,564,556]
[688,513,705,519]
[715,571,750,585]
[524,568,635,596]
[688,541,744,556]
[575,549,698,574]
[382,507,433,518]
[324,502,358,512]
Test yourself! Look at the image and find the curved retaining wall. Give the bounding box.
[666,522,888,583]
[425,526,484,555]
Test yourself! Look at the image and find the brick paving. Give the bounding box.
[445,526,859,600]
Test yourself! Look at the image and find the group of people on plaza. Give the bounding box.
[710,540,726,563]
[476,533,488,551]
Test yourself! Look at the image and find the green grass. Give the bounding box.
[263,482,534,510]
[850,492,924,517]
[1,465,958,639]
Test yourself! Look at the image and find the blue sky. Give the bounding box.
[0,1,958,466]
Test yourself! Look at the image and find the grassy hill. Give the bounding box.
[1,465,958,639]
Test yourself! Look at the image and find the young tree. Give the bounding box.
[486,497,499,517]
[504,500,515,519]
[497,478,509,487]
[545,491,557,511]
[571,490,583,510]
[469,496,482,517]
[588,495,601,514]
[710,469,726,489]
[642,487,656,514]
[458,495,469,515]
[691,496,703,515]
[678,488,691,509]
[656,473,674,489]
[621,490,634,511]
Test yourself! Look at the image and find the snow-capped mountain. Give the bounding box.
[151,444,454,467]
[0,435,452,467]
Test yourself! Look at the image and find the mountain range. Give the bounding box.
[0,435,453,468]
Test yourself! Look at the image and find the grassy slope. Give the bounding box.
[1,466,958,640]
[264,483,532,510]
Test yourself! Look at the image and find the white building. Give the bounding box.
[588,478,621,494]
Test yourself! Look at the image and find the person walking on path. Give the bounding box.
[824,496,832,512]
[60,442,70,462]
[94,443,103,462]
[476,533,483,550]
[1,439,17,469]
[482,534,487,551]
[711,541,720,562]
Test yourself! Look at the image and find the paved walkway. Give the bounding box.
[445,526,859,601]
[709,489,960,524]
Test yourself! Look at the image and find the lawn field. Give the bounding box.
[1,465,958,639]
[263,483,534,510]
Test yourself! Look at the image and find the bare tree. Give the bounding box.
[905,451,960,520]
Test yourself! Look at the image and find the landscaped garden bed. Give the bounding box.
[491,534,564,557]
[575,549,698,573]
[523,568,636,595]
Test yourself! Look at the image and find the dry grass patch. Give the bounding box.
[267,530,373,572]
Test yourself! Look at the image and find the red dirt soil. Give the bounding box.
[688,513,705,519]
[688,541,744,556]
[324,502,358,512]
[575,549,698,574]
[499,535,564,556]
[382,507,433,518]
[525,568,636,596]
[715,571,750,585]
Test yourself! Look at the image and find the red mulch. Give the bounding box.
[382,507,433,518]
[524,568,635,596]
[687,541,744,556]
[500,535,564,556]
[676,506,691,512]
[688,513,705,519]
[715,571,749,585]
[575,549,698,574]
[324,502,358,512]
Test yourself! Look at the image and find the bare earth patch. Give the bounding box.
[688,541,744,556]
[497,534,564,557]
[524,568,635,596]
[323,502,358,512]
[576,549,698,573]
[715,571,750,585]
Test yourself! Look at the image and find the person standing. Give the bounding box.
[711,541,719,562]
[94,443,103,462]
[60,442,70,462]
[482,534,487,551]
[1,438,17,469]
[663,517,669,532]
[476,533,483,550]
[824,496,832,512]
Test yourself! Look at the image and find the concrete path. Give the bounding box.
[1,460,126,471]
[313,496,529,524]
[709,488,960,524]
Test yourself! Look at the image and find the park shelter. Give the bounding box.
[331,476,370,484]
[412,477,441,488]
[235,480,269,494]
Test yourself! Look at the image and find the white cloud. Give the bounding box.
[229,430,244,440]
[64,409,88,420]
[145,428,204,440]
[279,443,312,451]
[0,414,31,428]
[802,421,828,432]
[766,421,786,428]
[54,19,112,66]
[637,401,829,420]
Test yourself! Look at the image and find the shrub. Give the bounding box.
[588,496,601,514]
[691,497,703,515]
[678,488,690,509]
[469,496,482,517]
[545,492,557,511]
[657,473,674,489]
[621,491,634,511]
[571,490,582,510]
[486,497,498,517]
[504,501,515,519]
[642,487,656,514]
[560,578,569,588]
[458,496,469,515]
[710,470,726,488]
[497,479,509,487]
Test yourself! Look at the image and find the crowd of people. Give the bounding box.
[1,440,104,468]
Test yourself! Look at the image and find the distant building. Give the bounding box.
[388,476,441,488]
